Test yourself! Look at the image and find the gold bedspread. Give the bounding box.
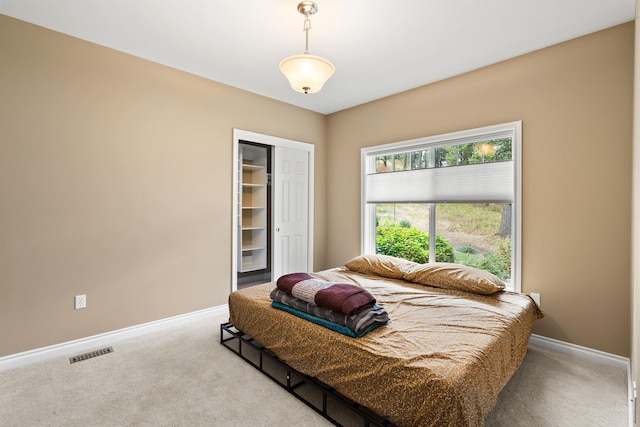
[228,267,543,427]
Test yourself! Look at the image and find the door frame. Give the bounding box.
[231,129,315,292]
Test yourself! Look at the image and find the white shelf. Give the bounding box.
[242,245,265,252]
[239,263,264,273]
[242,163,264,171]
[238,143,268,273]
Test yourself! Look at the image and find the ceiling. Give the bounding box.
[0,0,635,114]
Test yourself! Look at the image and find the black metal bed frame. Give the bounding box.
[220,322,396,427]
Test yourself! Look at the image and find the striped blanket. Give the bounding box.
[270,288,389,336]
[276,272,375,315]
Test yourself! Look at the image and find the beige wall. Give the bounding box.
[633,2,639,421]
[0,15,634,360]
[0,15,327,357]
[326,23,634,356]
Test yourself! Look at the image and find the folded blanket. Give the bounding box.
[277,272,375,315]
[271,301,387,338]
[270,288,389,334]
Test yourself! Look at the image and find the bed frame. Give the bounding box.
[220,322,395,427]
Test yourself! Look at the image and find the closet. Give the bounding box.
[232,129,314,292]
[237,142,271,287]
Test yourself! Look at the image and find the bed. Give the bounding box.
[225,255,543,426]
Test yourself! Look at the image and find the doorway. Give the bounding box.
[232,129,314,292]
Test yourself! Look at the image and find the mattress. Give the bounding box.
[228,266,543,426]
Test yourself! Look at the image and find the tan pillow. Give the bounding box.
[345,254,418,280]
[403,262,505,295]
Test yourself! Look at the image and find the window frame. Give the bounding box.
[361,121,522,292]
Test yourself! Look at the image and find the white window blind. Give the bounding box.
[365,160,513,204]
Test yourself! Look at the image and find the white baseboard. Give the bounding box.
[529,334,634,427]
[0,304,229,372]
[529,333,629,371]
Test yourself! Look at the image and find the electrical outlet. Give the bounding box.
[75,294,86,310]
[530,292,541,308]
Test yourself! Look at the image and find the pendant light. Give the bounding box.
[279,1,335,94]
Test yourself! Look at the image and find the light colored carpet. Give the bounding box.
[485,345,628,427]
[0,311,628,426]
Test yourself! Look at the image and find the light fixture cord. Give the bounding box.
[303,15,311,54]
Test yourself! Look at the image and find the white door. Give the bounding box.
[273,146,309,278]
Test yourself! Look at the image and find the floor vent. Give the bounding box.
[69,346,114,364]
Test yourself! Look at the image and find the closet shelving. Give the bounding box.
[238,144,268,273]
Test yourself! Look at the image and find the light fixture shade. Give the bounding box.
[279,54,335,94]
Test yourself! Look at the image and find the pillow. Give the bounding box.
[344,254,418,280]
[403,262,505,295]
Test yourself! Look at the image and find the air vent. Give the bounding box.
[69,346,114,364]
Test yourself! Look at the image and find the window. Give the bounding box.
[361,122,522,291]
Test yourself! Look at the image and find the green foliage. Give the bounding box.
[411,150,429,169]
[377,226,429,263]
[399,220,412,228]
[456,239,511,280]
[375,203,512,280]
[376,225,454,264]
[434,234,455,263]
[435,137,512,167]
[458,246,478,254]
[436,203,503,234]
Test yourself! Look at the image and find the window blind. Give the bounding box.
[364,160,514,204]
